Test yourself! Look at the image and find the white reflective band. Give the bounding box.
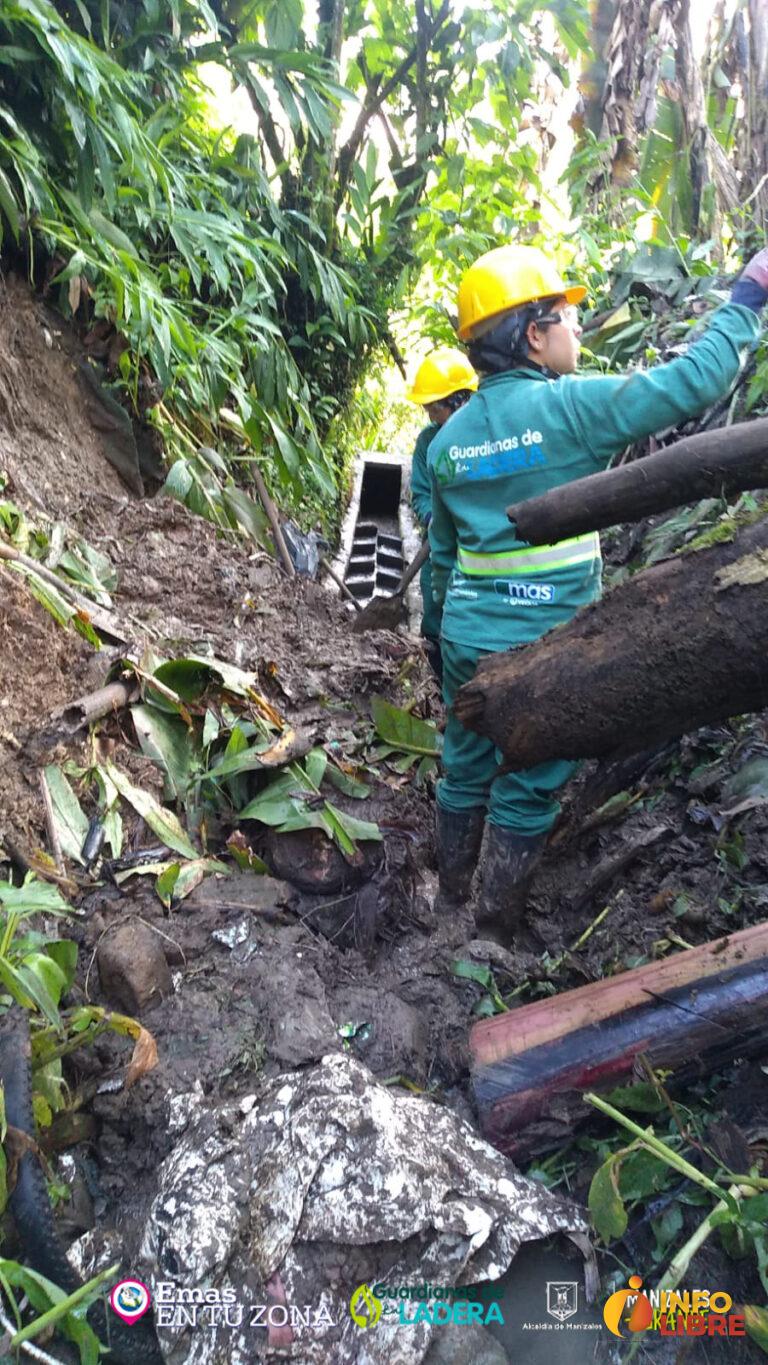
[456,531,601,576]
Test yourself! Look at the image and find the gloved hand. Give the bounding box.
[731,246,768,311]
[741,246,768,290]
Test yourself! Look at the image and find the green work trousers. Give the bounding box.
[438,640,576,835]
[420,553,443,642]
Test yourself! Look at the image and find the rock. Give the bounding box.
[183,871,294,915]
[138,1054,589,1365]
[424,1325,510,1365]
[255,960,338,1067]
[97,921,172,1014]
[265,827,380,893]
[330,986,429,1081]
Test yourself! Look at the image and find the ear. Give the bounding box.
[526,319,545,355]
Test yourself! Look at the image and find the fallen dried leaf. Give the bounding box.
[125,1026,158,1088]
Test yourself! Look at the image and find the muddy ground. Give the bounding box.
[1,272,767,1361]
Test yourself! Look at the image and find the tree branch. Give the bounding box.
[334,0,451,210]
[384,330,407,378]
[238,67,287,174]
[318,0,344,69]
[414,0,429,146]
[376,108,404,165]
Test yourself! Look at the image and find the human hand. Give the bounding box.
[740,246,768,291]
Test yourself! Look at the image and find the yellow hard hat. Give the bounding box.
[457,245,587,341]
[406,347,479,405]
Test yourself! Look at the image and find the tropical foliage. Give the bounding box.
[0,0,590,530]
[0,0,767,518]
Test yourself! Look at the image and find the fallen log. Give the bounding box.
[506,418,768,545]
[470,920,768,1160]
[0,539,128,641]
[252,466,295,577]
[453,516,768,767]
[31,681,138,753]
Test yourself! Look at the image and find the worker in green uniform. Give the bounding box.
[406,348,478,679]
[428,242,768,941]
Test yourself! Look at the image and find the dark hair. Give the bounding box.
[443,388,474,413]
[467,298,558,374]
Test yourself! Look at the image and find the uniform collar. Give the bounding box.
[478,365,552,388]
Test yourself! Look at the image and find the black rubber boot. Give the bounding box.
[475,823,548,945]
[422,635,443,683]
[434,805,486,912]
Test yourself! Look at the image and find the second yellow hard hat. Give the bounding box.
[457,245,586,341]
[406,347,479,406]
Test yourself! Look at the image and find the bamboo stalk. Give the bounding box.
[37,771,63,873]
[251,467,295,577]
[586,1094,768,1193]
[0,542,126,640]
[320,555,363,610]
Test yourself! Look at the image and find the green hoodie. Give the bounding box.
[410,421,439,525]
[427,301,761,651]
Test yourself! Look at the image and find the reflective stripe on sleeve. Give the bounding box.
[456,531,601,576]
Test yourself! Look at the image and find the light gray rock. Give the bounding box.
[137,1054,589,1364]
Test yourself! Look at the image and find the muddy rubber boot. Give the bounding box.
[475,824,548,947]
[434,805,485,914]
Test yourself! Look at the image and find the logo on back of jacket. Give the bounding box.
[495,580,556,604]
[433,427,547,485]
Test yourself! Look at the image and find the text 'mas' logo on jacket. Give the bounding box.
[494,581,556,603]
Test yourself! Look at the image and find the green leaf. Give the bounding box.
[151,658,213,704]
[155,862,180,908]
[156,858,229,907]
[20,952,68,1009]
[304,747,327,788]
[0,167,20,241]
[222,487,272,549]
[102,760,198,859]
[240,792,304,825]
[371,696,441,757]
[319,801,381,852]
[744,1304,768,1352]
[0,955,61,1027]
[153,655,259,703]
[43,940,78,993]
[43,765,89,864]
[103,806,123,857]
[651,1203,683,1255]
[588,1154,628,1242]
[452,958,495,988]
[226,832,268,873]
[89,208,138,257]
[131,704,197,800]
[0,1140,7,1215]
[618,1147,675,1202]
[202,710,220,748]
[603,1082,665,1114]
[0,878,72,917]
[187,655,260,697]
[326,765,370,799]
[207,740,272,778]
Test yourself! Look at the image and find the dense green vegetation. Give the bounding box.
[1,1,766,534]
[2,4,768,1356]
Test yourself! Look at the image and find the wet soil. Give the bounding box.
[1,270,767,1361]
[0,574,104,849]
[0,272,128,512]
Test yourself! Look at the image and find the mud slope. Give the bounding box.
[1,272,767,1362]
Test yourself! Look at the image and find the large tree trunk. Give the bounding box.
[506,418,768,546]
[470,921,768,1159]
[590,0,681,185]
[453,517,768,768]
